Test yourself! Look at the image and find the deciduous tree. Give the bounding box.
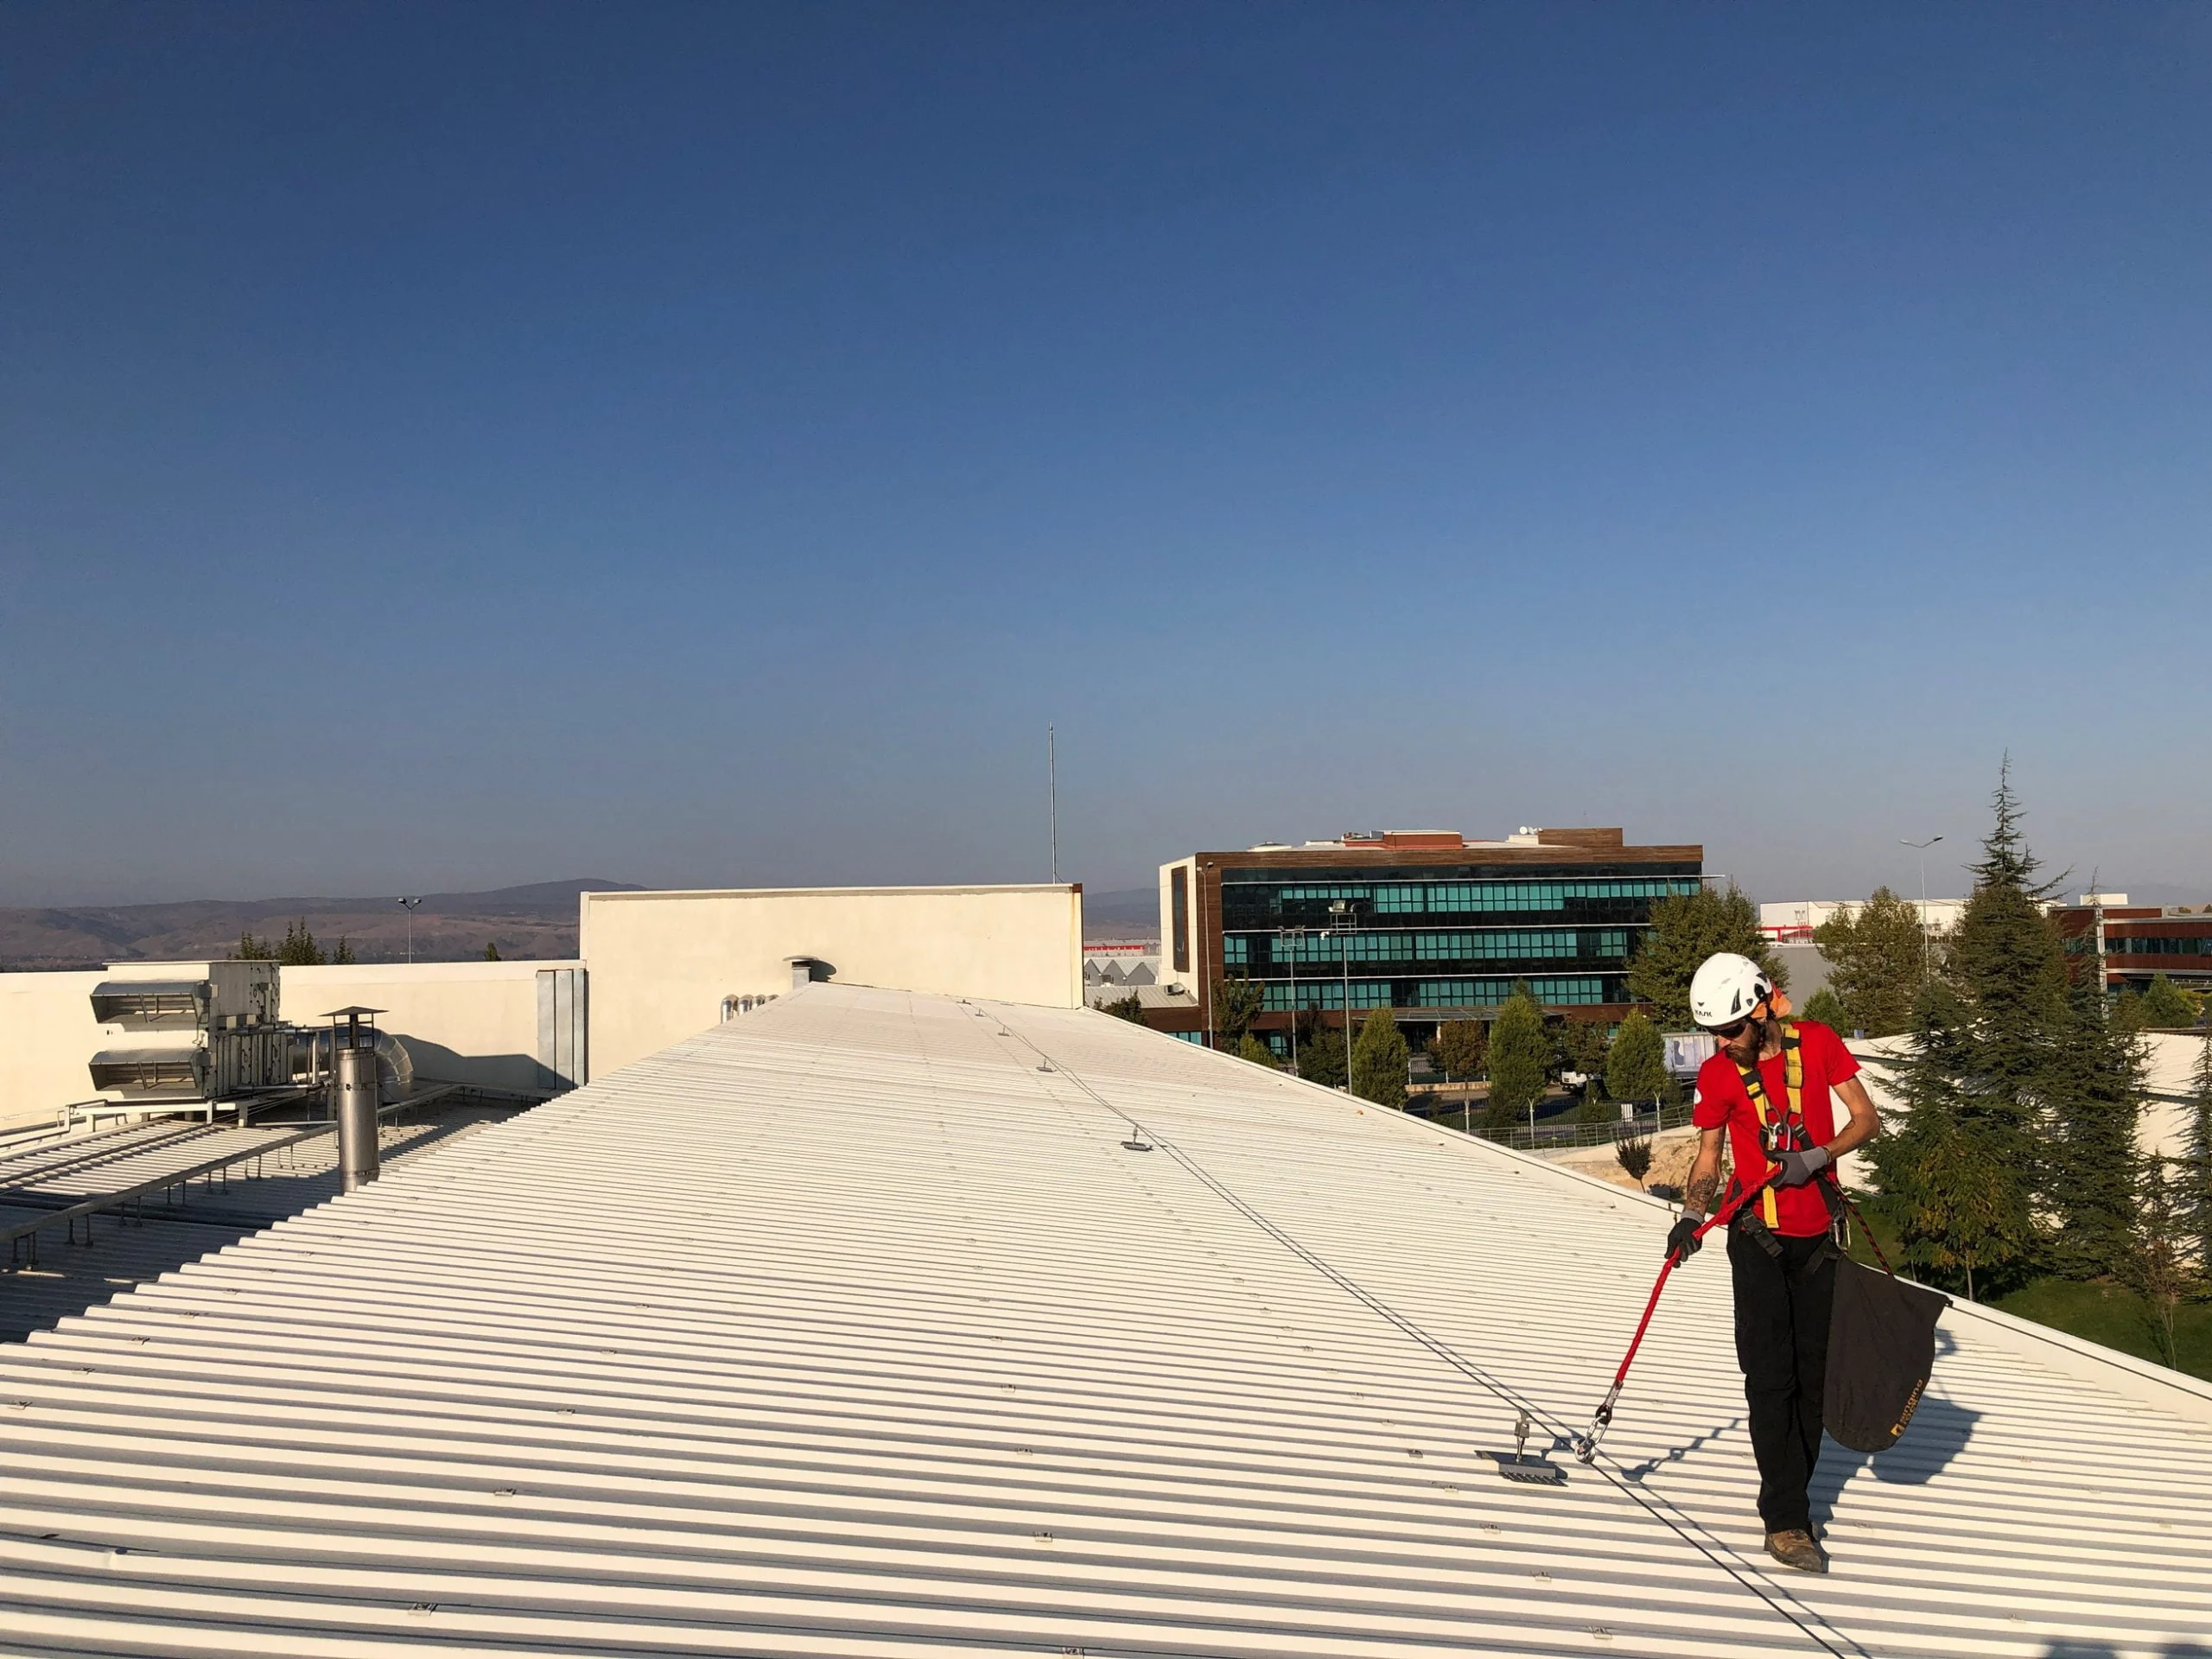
[1800,987,1851,1032]
[2138,974,2197,1030]
[1905,1117,2034,1303]
[1351,1007,1408,1108]
[1814,887,1930,1037]
[1236,1033,1281,1070]
[1554,1019,1609,1084]
[1101,993,1147,1023]
[1484,988,1549,1132]
[1211,975,1266,1052]
[1428,1019,1487,1082]
[1604,1012,1674,1107]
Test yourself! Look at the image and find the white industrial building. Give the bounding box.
[0,884,1086,1135]
[0,982,2202,1655]
[1760,899,1966,943]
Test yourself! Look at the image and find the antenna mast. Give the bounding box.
[1048,725,1058,885]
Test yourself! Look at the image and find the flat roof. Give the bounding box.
[0,985,2202,1653]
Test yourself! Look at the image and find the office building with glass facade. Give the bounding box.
[1152,828,1704,1046]
[2055,899,2212,995]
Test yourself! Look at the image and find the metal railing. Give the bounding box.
[1427,1100,1697,1153]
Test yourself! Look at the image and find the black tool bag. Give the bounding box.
[1823,1255,1952,1453]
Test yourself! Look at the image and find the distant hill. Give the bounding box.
[1083,887,1160,943]
[0,880,643,969]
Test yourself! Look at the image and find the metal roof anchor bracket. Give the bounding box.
[1491,1409,1567,1485]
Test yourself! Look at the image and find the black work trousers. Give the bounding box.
[1727,1222,1838,1535]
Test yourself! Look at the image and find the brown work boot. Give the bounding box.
[1764,1529,1828,1573]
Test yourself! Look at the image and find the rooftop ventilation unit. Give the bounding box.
[87,1048,208,1103]
[88,980,207,1031]
[86,960,292,1106]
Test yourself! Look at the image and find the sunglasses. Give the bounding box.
[1707,1015,1757,1041]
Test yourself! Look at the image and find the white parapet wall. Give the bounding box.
[0,970,110,1133]
[581,884,1086,1078]
[283,960,582,1096]
[0,959,582,1132]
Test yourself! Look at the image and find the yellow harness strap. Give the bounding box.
[1732,1021,1803,1229]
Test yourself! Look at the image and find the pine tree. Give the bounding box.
[278,918,327,967]
[232,930,276,961]
[2112,988,2145,1037]
[2182,1034,2212,1279]
[1299,1023,1348,1089]
[1484,988,1549,1132]
[1350,1007,1408,1108]
[2042,971,2145,1281]
[1942,761,2068,1224]
[1814,887,1930,1036]
[331,937,356,965]
[1624,883,1785,1030]
[1872,975,2036,1297]
[2128,1157,2189,1368]
[1946,760,2069,1118]
[483,941,502,963]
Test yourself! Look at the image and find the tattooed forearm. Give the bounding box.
[1681,1126,1726,1215]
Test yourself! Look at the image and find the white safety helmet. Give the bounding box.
[1689,952,1773,1030]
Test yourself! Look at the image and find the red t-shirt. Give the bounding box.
[1692,1020,1859,1237]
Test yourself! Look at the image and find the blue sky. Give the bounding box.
[3,3,2208,907]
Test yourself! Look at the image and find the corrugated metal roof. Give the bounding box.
[0,983,2203,1657]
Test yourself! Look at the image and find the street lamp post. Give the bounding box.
[397,897,423,964]
[1898,836,1943,980]
[1276,925,1306,1076]
[1327,899,1357,1090]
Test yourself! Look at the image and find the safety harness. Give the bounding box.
[1730,1020,1805,1230]
[1723,1020,1853,1257]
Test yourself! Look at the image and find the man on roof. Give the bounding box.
[1667,951,1880,1576]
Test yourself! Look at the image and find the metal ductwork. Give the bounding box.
[288,1026,415,1103]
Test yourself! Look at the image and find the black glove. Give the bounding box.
[1774,1147,1833,1189]
[1666,1212,1706,1260]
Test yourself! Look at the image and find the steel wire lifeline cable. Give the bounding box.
[995,1015,1871,1659]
